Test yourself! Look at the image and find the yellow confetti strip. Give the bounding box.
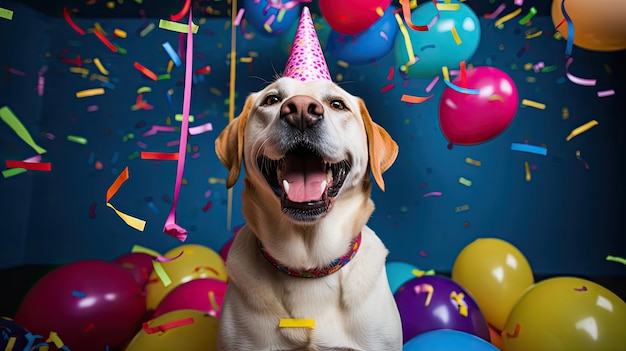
[45,331,64,349]
[114,28,127,38]
[152,260,172,287]
[451,26,462,45]
[566,120,598,141]
[521,99,546,110]
[209,177,226,184]
[458,177,472,187]
[239,57,253,63]
[279,319,316,328]
[94,22,107,35]
[494,7,522,27]
[436,3,460,10]
[0,7,14,20]
[4,336,16,351]
[337,60,349,68]
[159,19,199,34]
[411,268,436,277]
[441,66,450,82]
[175,113,194,122]
[394,13,416,71]
[524,161,531,181]
[209,291,220,311]
[69,67,89,76]
[106,203,146,231]
[525,30,542,39]
[465,157,481,166]
[90,73,109,82]
[455,204,470,212]
[562,107,569,120]
[137,86,152,94]
[0,106,47,154]
[450,292,468,317]
[76,88,105,98]
[93,58,109,75]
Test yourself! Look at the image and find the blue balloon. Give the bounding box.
[403,329,500,351]
[244,0,300,36]
[394,1,481,78]
[326,6,399,64]
[386,261,421,294]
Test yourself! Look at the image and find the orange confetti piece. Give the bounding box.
[401,94,434,104]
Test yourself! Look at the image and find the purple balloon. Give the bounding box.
[394,275,490,344]
[113,252,155,289]
[14,260,146,351]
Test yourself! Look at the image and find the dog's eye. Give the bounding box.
[330,99,347,110]
[262,94,281,106]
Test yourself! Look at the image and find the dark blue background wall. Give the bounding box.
[1,0,625,276]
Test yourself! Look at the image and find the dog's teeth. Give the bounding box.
[282,179,290,195]
[320,180,327,193]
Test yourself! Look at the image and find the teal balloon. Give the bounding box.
[386,261,420,294]
[403,330,500,351]
[278,15,332,55]
[394,1,481,78]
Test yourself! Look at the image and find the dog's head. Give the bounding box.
[215,77,398,223]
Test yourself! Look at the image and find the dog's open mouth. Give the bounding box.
[258,144,351,222]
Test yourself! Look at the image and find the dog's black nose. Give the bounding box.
[280,95,324,131]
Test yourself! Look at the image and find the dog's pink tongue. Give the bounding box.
[283,154,326,203]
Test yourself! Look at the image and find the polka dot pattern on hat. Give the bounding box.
[283,7,332,82]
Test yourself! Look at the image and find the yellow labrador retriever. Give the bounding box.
[215,76,402,350]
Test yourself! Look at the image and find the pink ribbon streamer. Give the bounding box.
[163,11,194,242]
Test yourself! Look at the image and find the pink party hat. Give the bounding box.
[283,6,331,82]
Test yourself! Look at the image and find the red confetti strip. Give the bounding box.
[94,30,118,53]
[88,202,97,219]
[133,62,158,81]
[5,160,51,171]
[142,317,194,334]
[386,66,394,80]
[195,66,212,75]
[418,250,429,258]
[401,0,438,31]
[141,152,179,161]
[63,7,85,35]
[202,201,212,212]
[380,83,395,93]
[170,0,191,21]
[505,323,521,338]
[459,61,467,88]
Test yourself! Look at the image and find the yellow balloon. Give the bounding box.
[551,0,626,52]
[145,244,227,310]
[125,309,219,351]
[503,277,626,351]
[451,238,534,331]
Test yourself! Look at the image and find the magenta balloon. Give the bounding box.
[152,278,228,319]
[394,275,490,344]
[14,260,146,351]
[438,66,519,146]
[113,252,155,289]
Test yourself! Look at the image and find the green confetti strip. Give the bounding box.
[0,106,47,154]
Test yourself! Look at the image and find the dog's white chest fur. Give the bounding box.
[217,226,402,351]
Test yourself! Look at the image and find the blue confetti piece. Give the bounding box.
[87,152,94,165]
[110,151,119,165]
[162,41,182,67]
[510,143,548,156]
[443,78,480,95]
[147,201,159,214]
[100,81,116,90]
[71,290,86,298]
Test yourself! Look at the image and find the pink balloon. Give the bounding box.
[152,278,228,319]
[320,0,392,35]
[113,252,155,289]
[14,260,146,351]
[220,223,244,262]
[438,66,519,146]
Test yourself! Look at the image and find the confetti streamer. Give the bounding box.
[76,88,105,98]
[518,6,537,25]
[495,7,522,27]
[510,143,547,156]
[63,7,85,35]
[394,13,417,70]
[5,160,51,172]
[401,94,434,104]
[565,57,596,86]
[158,19,199,34]
[170,0,191,21]
[94,30,118,53]
[401,0,439,31]
[414,283,434,306]
[189,122,213,135]
[163,11,195,241]
[566,120,598,141]
[142,318,194,334]
[279,319,316,328]
[141,152,179,161]
[521,99,546,109]
[559,0,574,56]
[0,106,47,154]
[106,167,147,232]
[133,62,158,81]
[162,42,182,67]
[0,6,14,20]
[442,68,480,94]
[606,255,626,266]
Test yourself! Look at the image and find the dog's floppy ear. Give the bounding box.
[358,98,399,192]
[215,96,253,188]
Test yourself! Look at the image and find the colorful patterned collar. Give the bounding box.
[258,232,362,278]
